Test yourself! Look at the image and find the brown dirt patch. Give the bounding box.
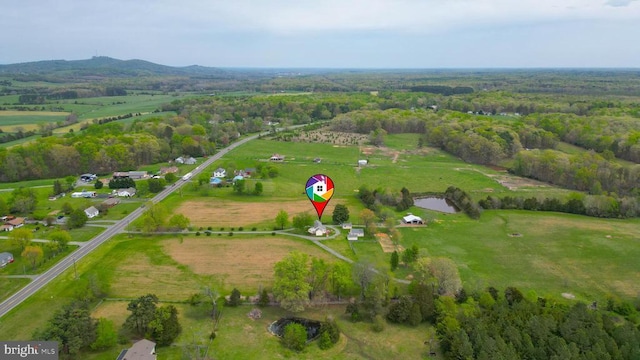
[92,301,129,325]
[290,129,369,146]
[110,256,195,300]
[176,199,336,227]
[376,233,402,253]
[163,237,335,290]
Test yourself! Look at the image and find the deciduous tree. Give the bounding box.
[273,252,311,313]
[124,294,159,336]
[275,210,289,230]
[22,245,43,269]
[9,228,33,250]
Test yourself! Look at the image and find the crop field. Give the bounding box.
[0,111,69,131]
[176,198,336,227]
[163,236,336,291]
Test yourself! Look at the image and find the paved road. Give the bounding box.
[0,132,263,319]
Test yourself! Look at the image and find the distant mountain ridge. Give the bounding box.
[0,56,227,77]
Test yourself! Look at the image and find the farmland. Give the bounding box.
[1,65,640,359]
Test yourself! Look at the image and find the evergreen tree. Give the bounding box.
[390,250,399,271]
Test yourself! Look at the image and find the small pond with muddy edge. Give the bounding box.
[414,197,460,213]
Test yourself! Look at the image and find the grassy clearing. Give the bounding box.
[0,239,78,276]
[85,302,436,360]
[397,210,640,301]
[0,278,30,302]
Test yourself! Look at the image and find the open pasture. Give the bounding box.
[397,210,640,301]
[223,136,571,200]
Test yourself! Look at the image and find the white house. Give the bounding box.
[358,159,368,166]
[269,154,285,161]
[402,214,424,225]
[308,220,328,236]
[176,156,197,165]
[349,228,365,239]
[84,206,99,219]
[116,187,137,197]
[213,168,226,178]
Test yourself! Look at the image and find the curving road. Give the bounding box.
[0,132,263,319]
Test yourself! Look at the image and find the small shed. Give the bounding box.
[357,159,368,166]
[402,214,424,225]
[102,198,120,208]
[0,252,14,267]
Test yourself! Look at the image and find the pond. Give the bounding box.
[414,197,459,213]
[268,317,322,342]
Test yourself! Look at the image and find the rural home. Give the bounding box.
[116,187,137,197]
[308,220,328,236]
[347,228,365,241]
[270,153,285,161]
[402,214,424,225]
[341,222,352,230]
[112,172,130,179]
[1,224,14,232]
[116,339,157,360]
[234,168,255,178]
[112,171,148,180]
[213,167,227,178]
[71,191,97,198]
[175,156,197,165]
[0,252,14,267]
[6,217,25,228]
[84,206,99,219]
[128,171,148,180]
[159,166,178,175]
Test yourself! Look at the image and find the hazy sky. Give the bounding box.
[2,0,640,68]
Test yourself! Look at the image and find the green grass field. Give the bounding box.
[1,132,639,358]
[398,210,640,301]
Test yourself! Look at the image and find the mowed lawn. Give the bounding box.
[397,210,640,301]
